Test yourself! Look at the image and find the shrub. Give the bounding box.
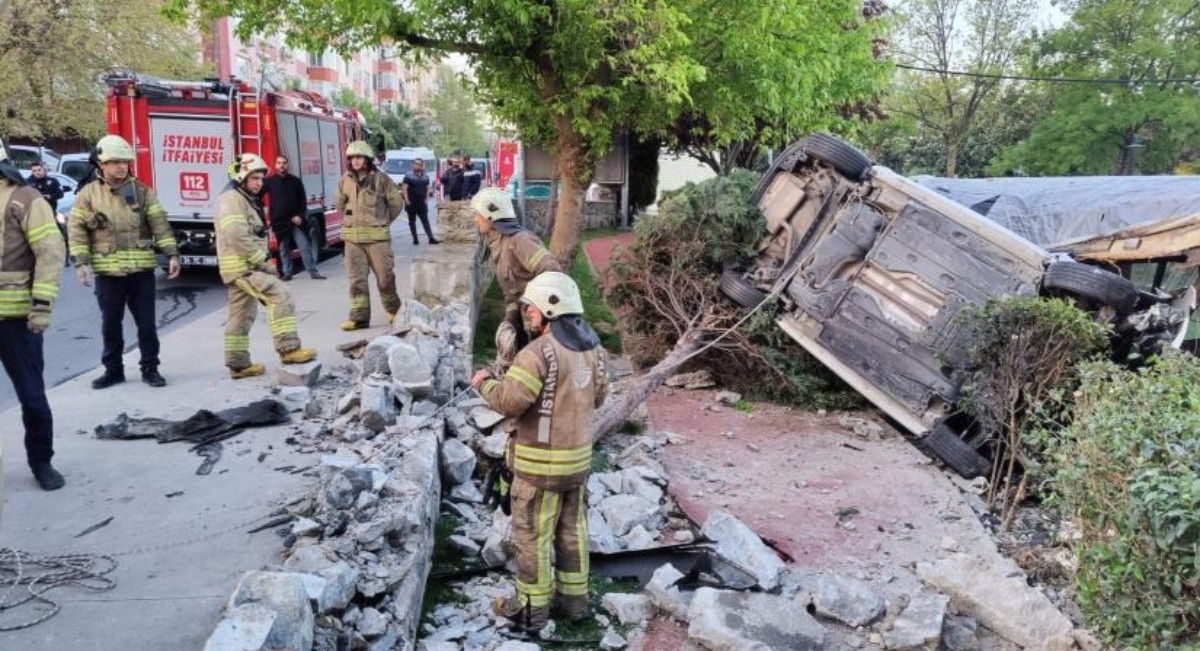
[1054,352,1200,647]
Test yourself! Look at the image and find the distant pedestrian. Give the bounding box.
[441,156,465,201]
[401,158,439,245]
[462,155,482,199]
[264,155,325,280]
[0,140,67,490]
[27,162,64,213]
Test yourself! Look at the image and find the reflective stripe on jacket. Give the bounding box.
[334,170,403,243]
[68,176,176,275]
[215,189,270,285]
[0,182,65,318]
[488,229,562,311]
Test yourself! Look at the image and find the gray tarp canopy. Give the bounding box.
[911,175,1200,249]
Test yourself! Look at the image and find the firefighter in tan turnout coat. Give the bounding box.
[335,140,404,331]
[215,154,316,378]
[470,271,608,631]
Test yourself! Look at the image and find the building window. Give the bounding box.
[307,51,326,68]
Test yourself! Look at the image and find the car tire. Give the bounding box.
[923,423,991,479]
[720,270,768,308]
[803,133,872,181]
[1042,261,1139,315]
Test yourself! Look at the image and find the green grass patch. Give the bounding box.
[580,226,626,242]
[473,278,506,366]
[590,446,614,474]
[617,419,645,436]
[732,399,754,413]
[553,575,641,645]
[420,514,472,625]
[568,250,622,353]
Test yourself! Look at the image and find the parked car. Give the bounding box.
[725,134,1195,478]
[382,147,438,186]
[7,145,61,172]
[58,152,94,184]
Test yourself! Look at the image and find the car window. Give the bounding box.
[60,160,92,184]
[382,159,411,175]
[8,149,42,169]
[1127,261,1199,294]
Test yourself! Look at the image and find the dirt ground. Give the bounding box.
[637,386,1024,650]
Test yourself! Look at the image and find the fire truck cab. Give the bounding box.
[105,73,367,267]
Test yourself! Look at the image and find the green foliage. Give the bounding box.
[607,170,861,409]
[992,0,1200,175]
[567,248,622,354]
[420,514,472,625]
[426,67,487,157]
[472,278,505,366]
[333,87,435,151]
[1053,352,1200,647]
[1,0,204,139]
[627,136,661,216]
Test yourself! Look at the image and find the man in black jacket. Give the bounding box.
[28,163,64,213]
[440,156,465,201]
[461,155,482,198]
[263,155,324,280]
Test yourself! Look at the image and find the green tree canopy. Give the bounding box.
[425,66,487,158]
[1,0,204,139]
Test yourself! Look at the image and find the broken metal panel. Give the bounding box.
[1054,214,1200,264]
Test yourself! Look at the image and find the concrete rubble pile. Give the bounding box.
[203,298,499,651]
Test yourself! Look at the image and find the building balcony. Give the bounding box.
[307,67,338,83]
[377,89,401,101]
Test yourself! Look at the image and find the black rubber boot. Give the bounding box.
[91,368,125,390]
[32,463,65,491]
[142,367,166,387]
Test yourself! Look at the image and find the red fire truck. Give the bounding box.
[105,73,367,267]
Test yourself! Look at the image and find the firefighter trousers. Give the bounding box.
[510,476,590,617]
[224,270,301,370]
[345,241,400,324]
[0,319,54,467]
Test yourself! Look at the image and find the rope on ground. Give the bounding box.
[0,548,117,631]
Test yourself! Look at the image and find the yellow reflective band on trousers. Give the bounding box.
[0,289,32,317]
[512,443,592,478]
[91,249,157,273]
[557,485,590,596]
[516,488,560,608]
[224,335,250,352]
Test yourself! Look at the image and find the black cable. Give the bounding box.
[896,63,1200,85]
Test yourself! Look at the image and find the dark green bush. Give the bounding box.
[1054,352,1200,647]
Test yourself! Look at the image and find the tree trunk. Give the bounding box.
[590,330,705,442]
[944,137,959,177]
[548,114,593,268]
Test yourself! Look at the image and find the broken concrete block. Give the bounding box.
[283,547,360,613]
[917,554,1073,649]
[227,571,314,651]
[883,593,948,650]
[336,390,360,415]
[621,525,656,551]
[495,641,540,651]
[588,508,622,554]
[810,572,886,627]
[479,431,508,459]
[598,494,662,537]
[279,386,314,413]
[449,480,483,503]
[291,518,321,538]
[203,602,276,651]
[621,469,664,504]
[357,607,388,639]
[364,336,403,375]
[388,341,432,384]
[647,563,693,621]
[469,406,505,430]
[324,473,360,510]
[715,391,741,406]
[601,593,654,626]
[481,532,508,567]
[687,588,825,651]
[440,438,477,485]
[665,370,716,389]
[941,615,980,651]
[700,510,783,591]
[359,377,396,433]
[278,360,322,387]
[595,471,624,494]
[448,534,481,557]
[600,630,627,650]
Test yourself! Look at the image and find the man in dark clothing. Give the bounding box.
[441,156,465,201]
[401,158,439,245]
[28,163,64,213]
[263,155,324,280]
[462,156,482,198]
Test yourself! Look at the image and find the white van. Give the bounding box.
[382,147,438,185]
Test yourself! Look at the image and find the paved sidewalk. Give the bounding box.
[0,219,469,649]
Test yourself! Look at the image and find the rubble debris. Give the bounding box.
[440,438,477,485]
[647,562,694,621]
[837,414,887,440]
[598,494,662,538]
[468,406,505,430]
[687,587,826,651]
[665,370,716,389]
[279,386,315,413]
[279,360,322,388]
[699,510,784,591]
[601,593,654,625]
[358,377,395,433]
[884,593,948,650]
[715,391,741,406]
[223,571,314,651]
[808,572,886,627]
[203,602,276,651]
[73,516,114,539]
[917,553,1074,649]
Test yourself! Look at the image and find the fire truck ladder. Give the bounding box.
[231,85,263,158]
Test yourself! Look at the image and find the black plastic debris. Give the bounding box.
[94,399,290,447]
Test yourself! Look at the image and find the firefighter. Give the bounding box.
[0,140,67,490]
[334,140,404,331]
[69,134,180,389]
[471,187,562,370]
[215,154,317,378]
[470,271,608,632]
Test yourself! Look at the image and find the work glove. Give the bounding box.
[28,306,51,334]
[482,463,513,517]
[75,264,93,287]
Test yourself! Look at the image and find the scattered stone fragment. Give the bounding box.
[600,630,627,650]
[588,508,622,554]
[278,360,322,387]
[440,438,477,485]
[665,370,716,389]
[647,563,694,621]
[449,480,483,503]
[621,525,656,551]
[598,494,662,537]
[810,572,886,627]
[359,377,395,432]
[479,431,507,459]
[699,510,784,591]
[917,554,1074,649]
[837,414,886,440]
[715,391,741,406]
[448,534,481,557]
[469,406,506,430]
[203,602,276,651]
[601,593,654,626]
[357,607,388,639]
[226,571,314,651]
[290,518,321,538]
[687,587,825,651]
[495,641,540,651]
[942,615,980,651]
[279,386,314,413]
[883,593,948,650]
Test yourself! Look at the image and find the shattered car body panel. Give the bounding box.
[737,135,1195,475]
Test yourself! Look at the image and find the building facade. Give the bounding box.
[202,18,439,113]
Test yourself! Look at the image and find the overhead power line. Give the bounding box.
[896,63,1200,85]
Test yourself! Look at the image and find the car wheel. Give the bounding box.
[803,133,872,181]
[719,270,768,308]
[923,423,991,479]
[1042,261,1139,315]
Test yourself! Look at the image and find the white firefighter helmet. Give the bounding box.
[470,187,517,222]
[95,135,135,162]
[521,271,583,320]
[234,154,269,183]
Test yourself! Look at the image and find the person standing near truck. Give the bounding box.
[401,158,439,245]
[69,135,180,390]
[264,155,325,281]
[334,140,404,330]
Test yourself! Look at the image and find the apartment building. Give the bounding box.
[202,17,439,112]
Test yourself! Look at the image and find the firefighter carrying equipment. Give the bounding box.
[68,176,178,276]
